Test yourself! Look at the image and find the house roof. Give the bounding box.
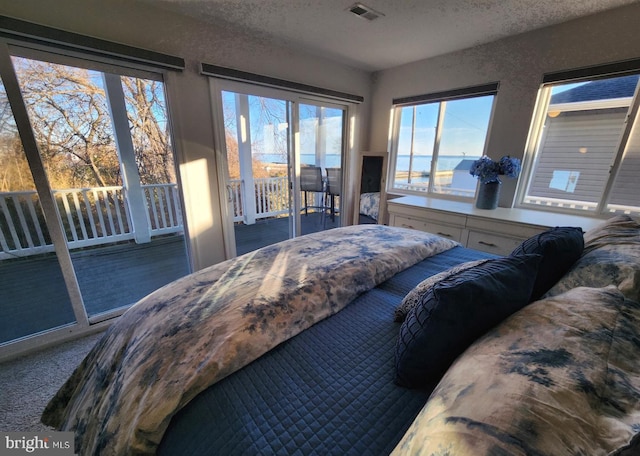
[550,74,639,104]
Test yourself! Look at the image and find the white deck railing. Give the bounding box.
[229,176,290,223]
[143,184,184,235]
[0,183,183,260]
[2,176,322,260]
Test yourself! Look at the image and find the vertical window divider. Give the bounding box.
[430,101,447,193]
[407,106,417,185]
[289,99,299,238]
[388,106,402,190]
[519,86,552,204]
[599,78,640,213]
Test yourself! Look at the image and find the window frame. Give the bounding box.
[518,67,640,217]
[0,35,187,359]
[388,83,499,199]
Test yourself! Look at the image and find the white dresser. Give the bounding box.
[387,195,603,256]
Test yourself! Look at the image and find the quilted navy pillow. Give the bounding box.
[394,258,492,323]
[395,254,542,389]
[510,226,584,301]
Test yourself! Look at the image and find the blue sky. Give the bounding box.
[397,95,493,157]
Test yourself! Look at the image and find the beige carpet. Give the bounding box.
[0,331,105,432]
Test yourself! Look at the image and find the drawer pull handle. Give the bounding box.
[402,224,414,229]
[436,231,452,238]
[478,241,497,247]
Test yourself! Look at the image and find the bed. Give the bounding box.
[359,191,380,224]
[41,216,640,456]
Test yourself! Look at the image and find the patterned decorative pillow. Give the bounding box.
[510,226,584,301]
[392,286,640,456]
[545,215,640,301]
[394,254,542,388]
[583,214,640,252]
[394,259,491,322]
[359,192,380,221]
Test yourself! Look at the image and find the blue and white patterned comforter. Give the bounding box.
[42,225,458,455]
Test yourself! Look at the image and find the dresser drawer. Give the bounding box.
[466,231,523,256]
[392,215,463,242]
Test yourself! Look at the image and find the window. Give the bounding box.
[389,84,497,197]
[522,71,640,216]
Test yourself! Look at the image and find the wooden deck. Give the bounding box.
[1,213,341,345]
[0,235,190,344]
[235,212,340,255]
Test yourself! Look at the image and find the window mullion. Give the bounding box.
[429,101,446,193]
[289,100,299,238]
[519,87,552,204]
[599,79,640,213]
[388,106,402,189]
[407,106,417,184]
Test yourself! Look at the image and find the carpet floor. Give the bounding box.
[0,331,104,432]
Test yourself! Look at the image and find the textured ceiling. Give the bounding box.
[144,0,639,71]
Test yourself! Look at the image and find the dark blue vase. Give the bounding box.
[476,181,501,209]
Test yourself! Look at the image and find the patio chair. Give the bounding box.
[325,167,342,221]
[300,166,325,215]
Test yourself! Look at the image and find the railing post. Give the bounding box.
[235,93,257,225]
[103,73,151,243]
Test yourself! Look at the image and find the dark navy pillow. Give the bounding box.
[395,254,542,389]
[510,226,584,301]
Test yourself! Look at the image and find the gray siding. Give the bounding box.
[528,109,626,203]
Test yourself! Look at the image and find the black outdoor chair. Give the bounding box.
[325,167,342,221]
[300,166,325,215]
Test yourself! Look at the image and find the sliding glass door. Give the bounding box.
[298,103,345,235]
[221,90,293,254]
[0,45,190,346]
[214,81,348,256]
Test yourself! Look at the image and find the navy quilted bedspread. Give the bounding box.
[158,246,494,455]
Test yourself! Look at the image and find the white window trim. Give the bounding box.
[387,92,496,200]
[518,77,640,217]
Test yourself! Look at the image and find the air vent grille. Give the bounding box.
[348,3,384,21]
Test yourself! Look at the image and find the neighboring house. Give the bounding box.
[451,159,478,194]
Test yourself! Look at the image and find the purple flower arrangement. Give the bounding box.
[469,155,521,184]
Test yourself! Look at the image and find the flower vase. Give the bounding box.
[476,181,501,209]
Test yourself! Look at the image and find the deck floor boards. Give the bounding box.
[1,213,344,345]
[234,212,340,255]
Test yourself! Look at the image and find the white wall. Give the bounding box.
[0,0,372,269]
[370,3,640,207]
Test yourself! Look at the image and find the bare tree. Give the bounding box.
[3,57,177,191]
[222,93,286,180]
[121,76,175,184]
[13,57,119,189]
[0,81,32,192]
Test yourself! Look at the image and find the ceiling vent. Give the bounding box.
[348,3,384,21]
